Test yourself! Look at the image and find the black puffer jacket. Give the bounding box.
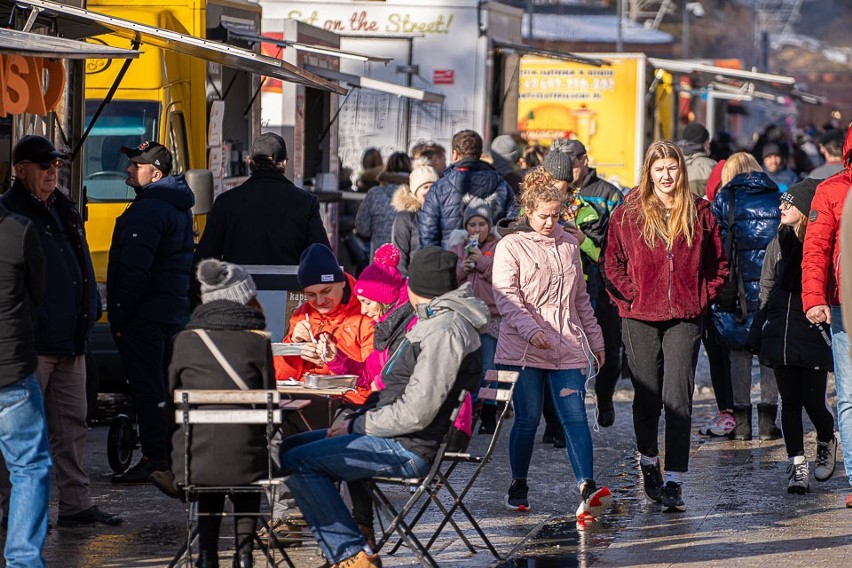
[0,203,44,386]
[747,226,833,370]
[107,175,194,330]
[1,182,98,355]
[169,300,274,486]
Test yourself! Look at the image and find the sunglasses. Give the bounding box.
[19,159,63,170]
[780,200,794,210]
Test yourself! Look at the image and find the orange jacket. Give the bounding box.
[802,126,852,311]
[273,274,375,380]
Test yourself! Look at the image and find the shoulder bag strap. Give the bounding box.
[191,329,250,390]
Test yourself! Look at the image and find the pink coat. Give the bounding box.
[492,224,604,370]
[449,235,500,319]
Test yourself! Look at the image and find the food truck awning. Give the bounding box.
[222,26,392,64]
[304,64,445,104]
[5,0,347,94]
[648,58,796,87]
[0,27,140,59]
[492,40,607,67]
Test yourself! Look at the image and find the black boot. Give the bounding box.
[729,405,753,441]
[478,404,497,435]
[195,550,219,568]
[597,396,615,428]
[233,549,253,568]
[757,403,782,441]
[542,422,558,444]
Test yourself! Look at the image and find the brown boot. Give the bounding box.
[331,550,382,568]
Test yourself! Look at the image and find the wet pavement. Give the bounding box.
[2,358,850,567]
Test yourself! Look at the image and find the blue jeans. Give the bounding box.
[474,333,498,407]
[0,375,51,568]
[830,306,852,488]
[282,433,428,563]
[500,365,594,486]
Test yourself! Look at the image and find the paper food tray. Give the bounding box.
[272,342,309,356]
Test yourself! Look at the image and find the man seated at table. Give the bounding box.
[274,243,374,382]
[281,247,489,568]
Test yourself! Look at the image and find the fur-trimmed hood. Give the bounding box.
[391,185,420,213]
[378,171,410,186]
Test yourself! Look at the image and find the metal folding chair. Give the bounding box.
[170,389,307,568]
[380,369,519,564]
[365,389,484,568]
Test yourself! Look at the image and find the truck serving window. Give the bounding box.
[83,101,161,201]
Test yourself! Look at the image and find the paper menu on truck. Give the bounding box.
[517,53,647,190]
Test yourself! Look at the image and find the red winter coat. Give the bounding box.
[801,126,852,311]
[601,195,728,322]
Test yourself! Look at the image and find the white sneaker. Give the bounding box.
[699,412,736,436]
[814,434,837,482]
[787,458,809,494]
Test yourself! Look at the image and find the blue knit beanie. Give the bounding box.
[297,244,345,289]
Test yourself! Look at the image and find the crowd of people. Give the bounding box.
[0,118,851,568]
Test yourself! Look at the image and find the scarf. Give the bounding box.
[185,300,266,331]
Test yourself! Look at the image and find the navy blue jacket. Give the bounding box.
[711,171,781,349]
[1,182,98,356]
[419,159,514,248]
[107,175,194,330]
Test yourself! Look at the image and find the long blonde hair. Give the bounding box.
[721,152,761,186]
[632,140,697,248]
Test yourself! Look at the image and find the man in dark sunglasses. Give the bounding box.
[0,135,122,528]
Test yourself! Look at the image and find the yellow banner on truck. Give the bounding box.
[517,53,648,189]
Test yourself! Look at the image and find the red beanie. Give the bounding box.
[355,244,404,304]
[706,159,726,201]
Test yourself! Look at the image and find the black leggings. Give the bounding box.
[197,492,261,558]
[774,365,835,457]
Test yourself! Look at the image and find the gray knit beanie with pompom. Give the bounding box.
[197,259,257,305]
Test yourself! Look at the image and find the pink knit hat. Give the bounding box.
[355,243,404,304]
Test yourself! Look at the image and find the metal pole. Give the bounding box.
[616,0,623,53]
[751,0,758,69]
[682,6,689,59]
[526,0,533,42]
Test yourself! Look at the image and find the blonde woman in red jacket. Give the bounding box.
[601,140,727,513]
[493,168,611,526]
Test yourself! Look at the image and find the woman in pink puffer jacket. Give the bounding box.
[492,167,610,524]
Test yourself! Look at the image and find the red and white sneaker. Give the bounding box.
[575,511,600,531]
[575,482,613,519]
[699,412,737,437]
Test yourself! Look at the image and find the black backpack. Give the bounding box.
[715,187,749,323]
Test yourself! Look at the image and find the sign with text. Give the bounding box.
[517,54,645,188]
[432,69,454,85]
[0,55,66,118]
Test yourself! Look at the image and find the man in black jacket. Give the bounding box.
[0,199,51,566]
[1,136,121,525]
[194,133,329,267]
[108,141,195,484]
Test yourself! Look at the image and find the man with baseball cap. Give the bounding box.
[194,132,329,270]
[675,122,717,198]
[0,135,122,526]
[551,137,625,428]
[108,141,195,484]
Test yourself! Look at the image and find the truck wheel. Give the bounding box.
[107,414,136,473]
[84,351,99,425]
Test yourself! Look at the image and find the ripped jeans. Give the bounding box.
[500,365,593,486]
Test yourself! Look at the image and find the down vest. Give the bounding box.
[600,195,728,322]
[492,223,604,370]
[747,227,833,370]
[419,159,513,249]
[802,125,852,311]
